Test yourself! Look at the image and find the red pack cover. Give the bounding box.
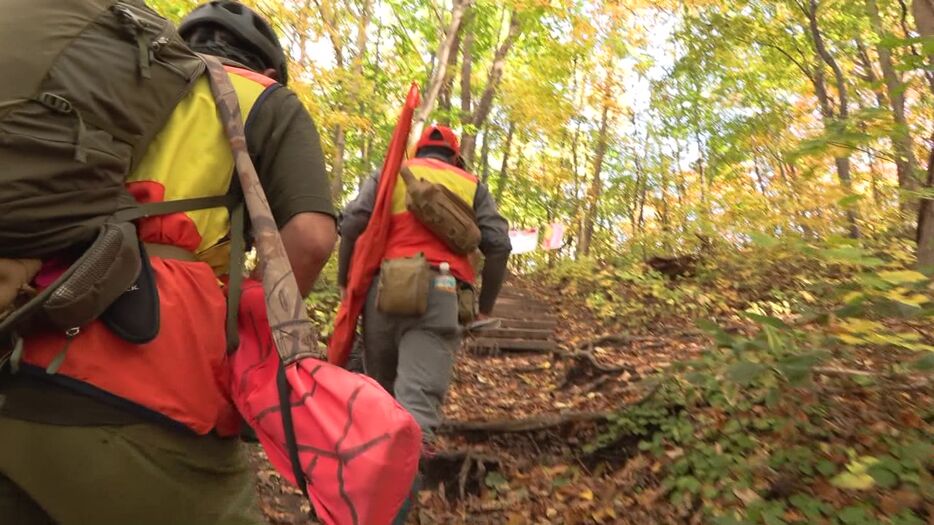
[230,279,421,525]
[329,83,420,366]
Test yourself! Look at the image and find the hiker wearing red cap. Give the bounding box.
[339,124,511,438]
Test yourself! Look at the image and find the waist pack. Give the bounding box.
[377,253,432,316]
[399,164,481,255]
[0,223,149,371]
[0,0,204,259]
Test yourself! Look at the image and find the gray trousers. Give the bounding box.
[362,277,461,440]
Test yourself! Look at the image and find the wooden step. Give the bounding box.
[496,292,538,301]
[494,313,558,323]
[495,297,551,307]
[496,294,540,301]
[499,319,558,330]
[493,305,554,317]
[481,328,553,340]
[465,338,558,353]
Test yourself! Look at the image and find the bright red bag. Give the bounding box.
[230,279,421,525]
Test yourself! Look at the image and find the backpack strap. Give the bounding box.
[114,192,246,355]
[113,194,239,222]
[225,200,246,354]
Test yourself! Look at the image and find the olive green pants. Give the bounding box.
[0,416,262,525]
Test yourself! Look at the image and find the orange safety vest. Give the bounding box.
[19,67,277,437]
[383,157,478,283]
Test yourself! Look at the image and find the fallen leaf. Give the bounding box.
[836,456,880,490]
[418,490,433,504]
[507,512,526,525]
[733,487,761,506]
[665,447,684,460]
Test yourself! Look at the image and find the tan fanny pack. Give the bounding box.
[376,253,432,316]
[399,164,481,255]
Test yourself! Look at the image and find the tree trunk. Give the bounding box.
[577,98,611,258]
[360,134,371,184]
[867,0,919,210]
[460,11,474,118]
[479,125,492,184]
[495,122,515,201]
[626,158,646,237]
[807,0,860,238]
[460,11,521,166]
[660,159,672,250]
[324,0,371,204]
[913,0,934,267]
[437,9,464,122]
[854,37,888,107]
[918,140,934,267]
[330,126,347,202]
[410,0,471,149]
[903,0,934,91]
[313,0,345,68]
[868,152,882,206]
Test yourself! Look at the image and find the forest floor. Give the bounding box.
[248,272,933,525]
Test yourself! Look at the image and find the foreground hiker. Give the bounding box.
[338,123,512,448]
[0,2,336,524]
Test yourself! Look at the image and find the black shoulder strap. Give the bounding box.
[277,364,310,499]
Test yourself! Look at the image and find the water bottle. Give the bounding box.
[435,262,456,294]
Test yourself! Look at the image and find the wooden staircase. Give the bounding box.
[464,285,558,354]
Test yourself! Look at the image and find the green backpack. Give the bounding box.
[0,0,204,259]
[0,1,245,359]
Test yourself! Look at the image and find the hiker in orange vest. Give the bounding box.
[0,2,336,524]
[338,125,512,441]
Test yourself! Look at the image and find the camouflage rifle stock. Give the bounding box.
[201,55,322,363]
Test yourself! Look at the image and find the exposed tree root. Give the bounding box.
[441,382,663,435]
[421,450,502,501]
[558,349,640,389]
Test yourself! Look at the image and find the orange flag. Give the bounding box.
[328,83,421,366]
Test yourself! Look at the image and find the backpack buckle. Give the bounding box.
[37,93,73,114]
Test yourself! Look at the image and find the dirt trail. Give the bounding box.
[251,280,707,524]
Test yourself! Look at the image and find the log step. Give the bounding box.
[499,319,558,330]
[494,300,551,311]
[494,315,558,324]
[481,328,553,340]
[465,338,558,353]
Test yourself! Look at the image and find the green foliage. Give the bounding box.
[303,257,341,340]
[578,239,932,523]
